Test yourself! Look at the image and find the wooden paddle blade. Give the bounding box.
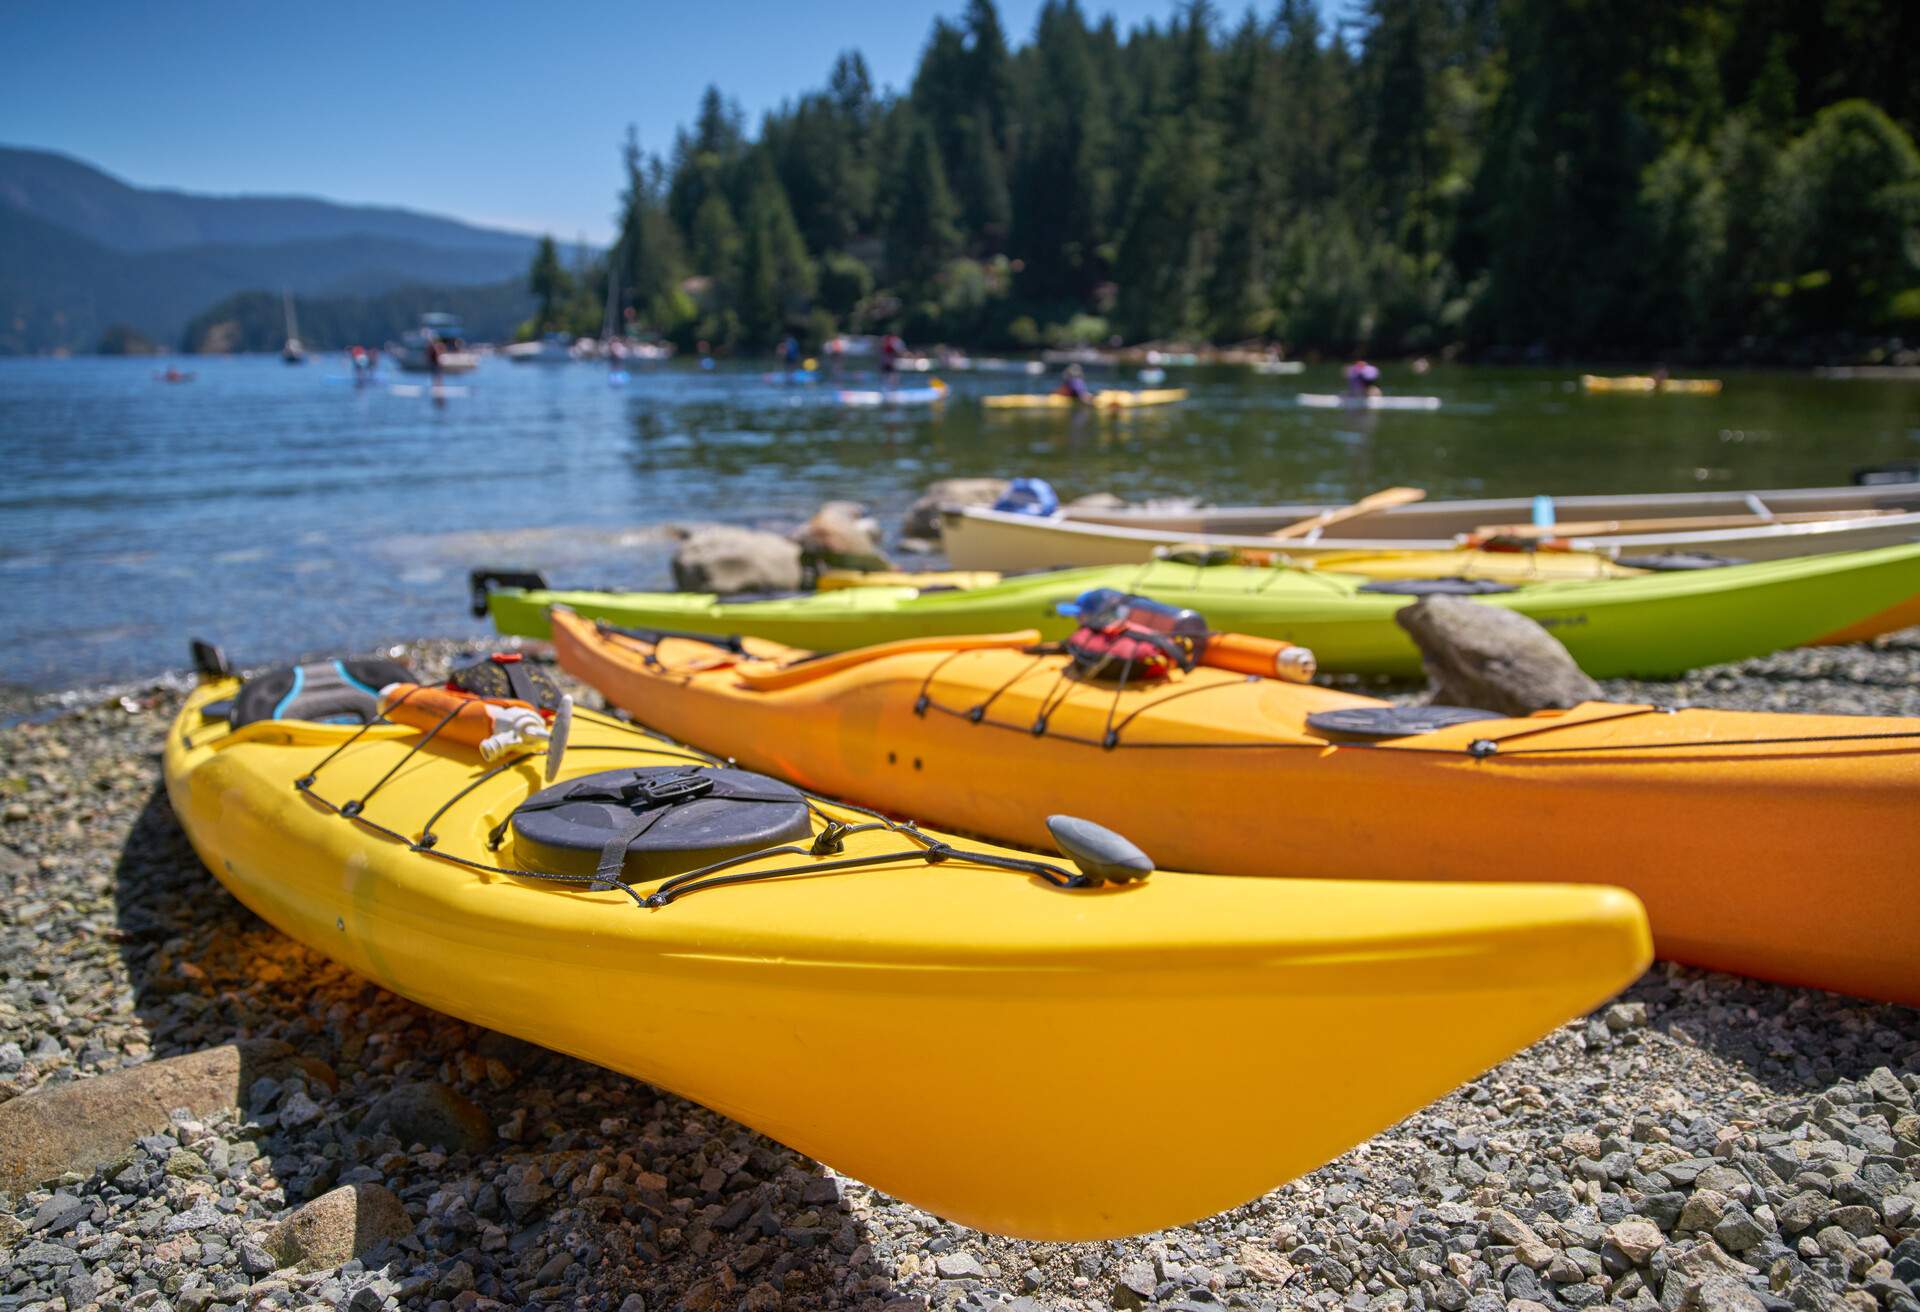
[1270,486,1427,540]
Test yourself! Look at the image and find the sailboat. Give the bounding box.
[602,255,628,386]
[281,290,306,364]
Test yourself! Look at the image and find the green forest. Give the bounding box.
[529,0,1920,361]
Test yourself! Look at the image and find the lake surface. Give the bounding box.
[3,354,1917,700]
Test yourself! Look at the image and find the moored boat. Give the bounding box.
[391,312,479,374]
[938,481,1920,569]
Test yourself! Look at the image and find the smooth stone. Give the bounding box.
[1396,594,1604,716]
[0,1040,332,1194]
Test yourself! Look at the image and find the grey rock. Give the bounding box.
[1680,1190,1734,1233]
[0,1040,330,1193]
[795,501,893,572]
[1692,1275,1768,1312]
[1714,1206,1771,1253]
[1777,1194,1832,1235]
[1113,1262,1156,1309]
[162,1201,222,1233]
[936,1253,987,1281]
[60,1271,100,1308]
[31,1191,89,1234]
[1610,1220,1667,1265]
[1662,1159,1723,1187]
[1605,1002,1650,1031]
[266,1183,412,1273]
[1645,1192,1691,1230]
[15,1239,80,1267]
[277,1088,325,1129]
[358,1082,491,1153]
[671,526,804,594]
[1395,593,1604,716]
[1864,1069,1912,1110]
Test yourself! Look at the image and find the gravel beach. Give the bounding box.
[3,632,1917,1312]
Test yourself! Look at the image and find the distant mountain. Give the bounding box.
[182,284,536,355]
[0,146,538,255]
[0,145,551,353]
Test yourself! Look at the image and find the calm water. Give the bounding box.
[3,354,1917,698]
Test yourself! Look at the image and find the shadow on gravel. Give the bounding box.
[114,780,901,1306]
[1617,966,1920,1098]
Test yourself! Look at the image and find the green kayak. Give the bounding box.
[476,545,1920,678]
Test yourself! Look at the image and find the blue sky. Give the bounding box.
[2,0,1186,243]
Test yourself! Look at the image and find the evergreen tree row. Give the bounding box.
[529,0,1920,359]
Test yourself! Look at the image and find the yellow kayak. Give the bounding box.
[1219,546,1645,581]
[1580,374,1723,395]
[164,654,1649,1239]
[814,567,1002,591]
[823,552,1636,591]
[983,388,1189,410]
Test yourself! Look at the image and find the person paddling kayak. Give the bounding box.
[1055,363,1095,405]
[1345,359,1382,398]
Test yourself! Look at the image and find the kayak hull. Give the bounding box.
[554,612,1920,1006]
[972,481,1920,544]
[837,385,946,406]
[939,502,1920,570]
[1580,374,1723,394]
[487,547,1920,678]
[163,679,1648,1239]
[983,388,1189,411]
[1297,393,1441,410]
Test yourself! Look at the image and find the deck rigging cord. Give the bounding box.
[598,620,1920,758]
[287,688,1090,905]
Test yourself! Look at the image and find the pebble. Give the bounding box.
[1,634,1917,1310]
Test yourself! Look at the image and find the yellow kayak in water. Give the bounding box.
[983,388,1189,410]
[1580,375,1723,395]
[165,651,1649,1239]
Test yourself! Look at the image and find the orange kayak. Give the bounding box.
[551,607,1920,1006]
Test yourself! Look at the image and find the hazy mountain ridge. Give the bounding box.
[0,146,546,353]
[0,146,539,255]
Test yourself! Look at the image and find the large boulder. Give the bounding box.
[1395,595,1602,716]
[899,478,1010,549]
[266,1182,413,1272]
[794,501,892,573]
[670,526,804,594]
[0,1041,334,1194]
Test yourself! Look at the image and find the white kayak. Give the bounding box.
[1298,393,1442,411]
[839,384,948,407]
[389,384,470,399]
[939,492,1920,571]
[1252,360,1305,375]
